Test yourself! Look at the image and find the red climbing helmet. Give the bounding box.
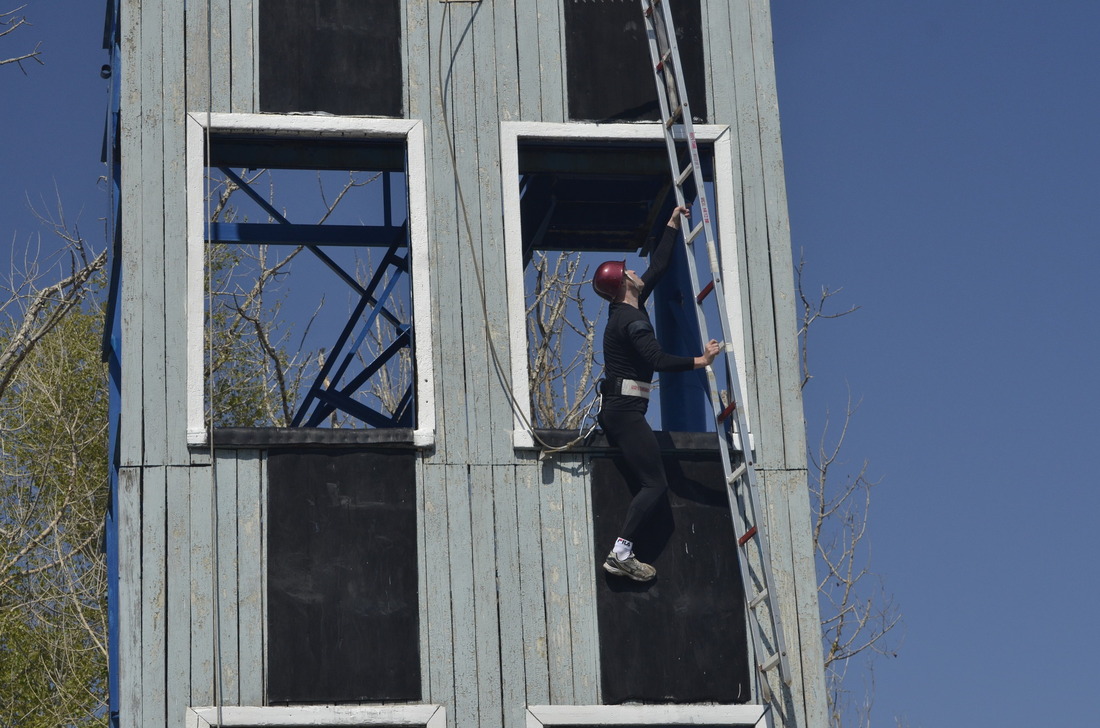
[593,260,627,301]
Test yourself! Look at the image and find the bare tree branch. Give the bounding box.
[799,253,901,728]
[0,202,106,402]
[0,7,44,73]
[526,251,600,429]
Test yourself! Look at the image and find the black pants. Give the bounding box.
[599,407,668,542]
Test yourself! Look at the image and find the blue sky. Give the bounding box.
[772,2,1099,725]
[3,2,1098,726]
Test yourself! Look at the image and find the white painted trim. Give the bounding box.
[185,704,445,728]
[712,128,752,437]
[186,114,207,444]
[184,112,436,447]
[500,122,744,448]
[525,704,765,726]
[404,120,438,447]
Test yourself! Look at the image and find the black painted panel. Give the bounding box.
[259,0,402,117]
[564,0,707,122]
[267,448,420,703]
[592,451,750,703]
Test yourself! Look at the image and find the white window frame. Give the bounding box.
[501,121,748,449]
[185,112,436,447]
[525,704,765,726]
[185,705,445,728]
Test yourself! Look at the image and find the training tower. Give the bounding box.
[102,1,826,727]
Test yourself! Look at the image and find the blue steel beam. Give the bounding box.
[209,222,407,247]
[302,326,413,427]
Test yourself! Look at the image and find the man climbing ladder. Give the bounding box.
[593,205,720,582]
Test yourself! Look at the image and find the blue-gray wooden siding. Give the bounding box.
[115,1,826,726]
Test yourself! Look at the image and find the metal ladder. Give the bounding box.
[639,0,792,703]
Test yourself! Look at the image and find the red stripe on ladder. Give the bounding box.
[718,401,736,422]
[738,526,757,547]
[696,281,714,304]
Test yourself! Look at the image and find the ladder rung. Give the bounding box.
[676,163,694,186]
[685,221,704,243]
[737,525,757,547]
[760,651,782,673]
[726,463,747,485]
[718,400,736,422]
[747,587,769,609]
[696,280,714,304]
[665,105,683,128]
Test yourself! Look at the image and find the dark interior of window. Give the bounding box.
[564,0,707,123]
[259,0,403,117]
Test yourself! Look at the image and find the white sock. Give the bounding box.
[613,537,633,561]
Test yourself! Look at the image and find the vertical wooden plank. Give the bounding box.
[167,466,192,726]
[446,463,479,726]
[141,466,167,728]
[539,457,573,704]
[561,455,598,703]
[215,451,240,704]
[405,0,447,456]
[493,0,520,123]
[119,0,143,469]
[729,0,784,468]
[471,465,503,727]
[190,462,215,706]
[140,0,168,465]
[427,0,470,461]
[117,467,142,728]
[514,0,542,120]
[703,0,737,120]
[470,0,517,465]
[756,467,799,722]
[494,464,527,728]
[447,2,492,466]
[783,468,829,727]
[229,0,254,112]
[515,456,549,704]
[163,0,189,465]
[209,0,232,109]
[258,453,268,702]
[422,462,456,721]
[236,450,264,705]
[748,0,806,467]
[536,0,565,122]
[185,0,211,112]
[406,0,431,124]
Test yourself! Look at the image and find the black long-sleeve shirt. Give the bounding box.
[601,224,694,412]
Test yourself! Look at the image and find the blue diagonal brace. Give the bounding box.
[215,167,404,328]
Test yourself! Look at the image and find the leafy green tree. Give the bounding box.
[0,290,109,727]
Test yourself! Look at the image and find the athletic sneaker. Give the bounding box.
[602,551,656,582]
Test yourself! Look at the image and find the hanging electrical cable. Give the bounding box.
[201,1,226,724]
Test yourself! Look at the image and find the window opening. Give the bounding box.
[503,123,746,449]
[187,114,435,446]
[510,131,740,442]
[205,152,411,429]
